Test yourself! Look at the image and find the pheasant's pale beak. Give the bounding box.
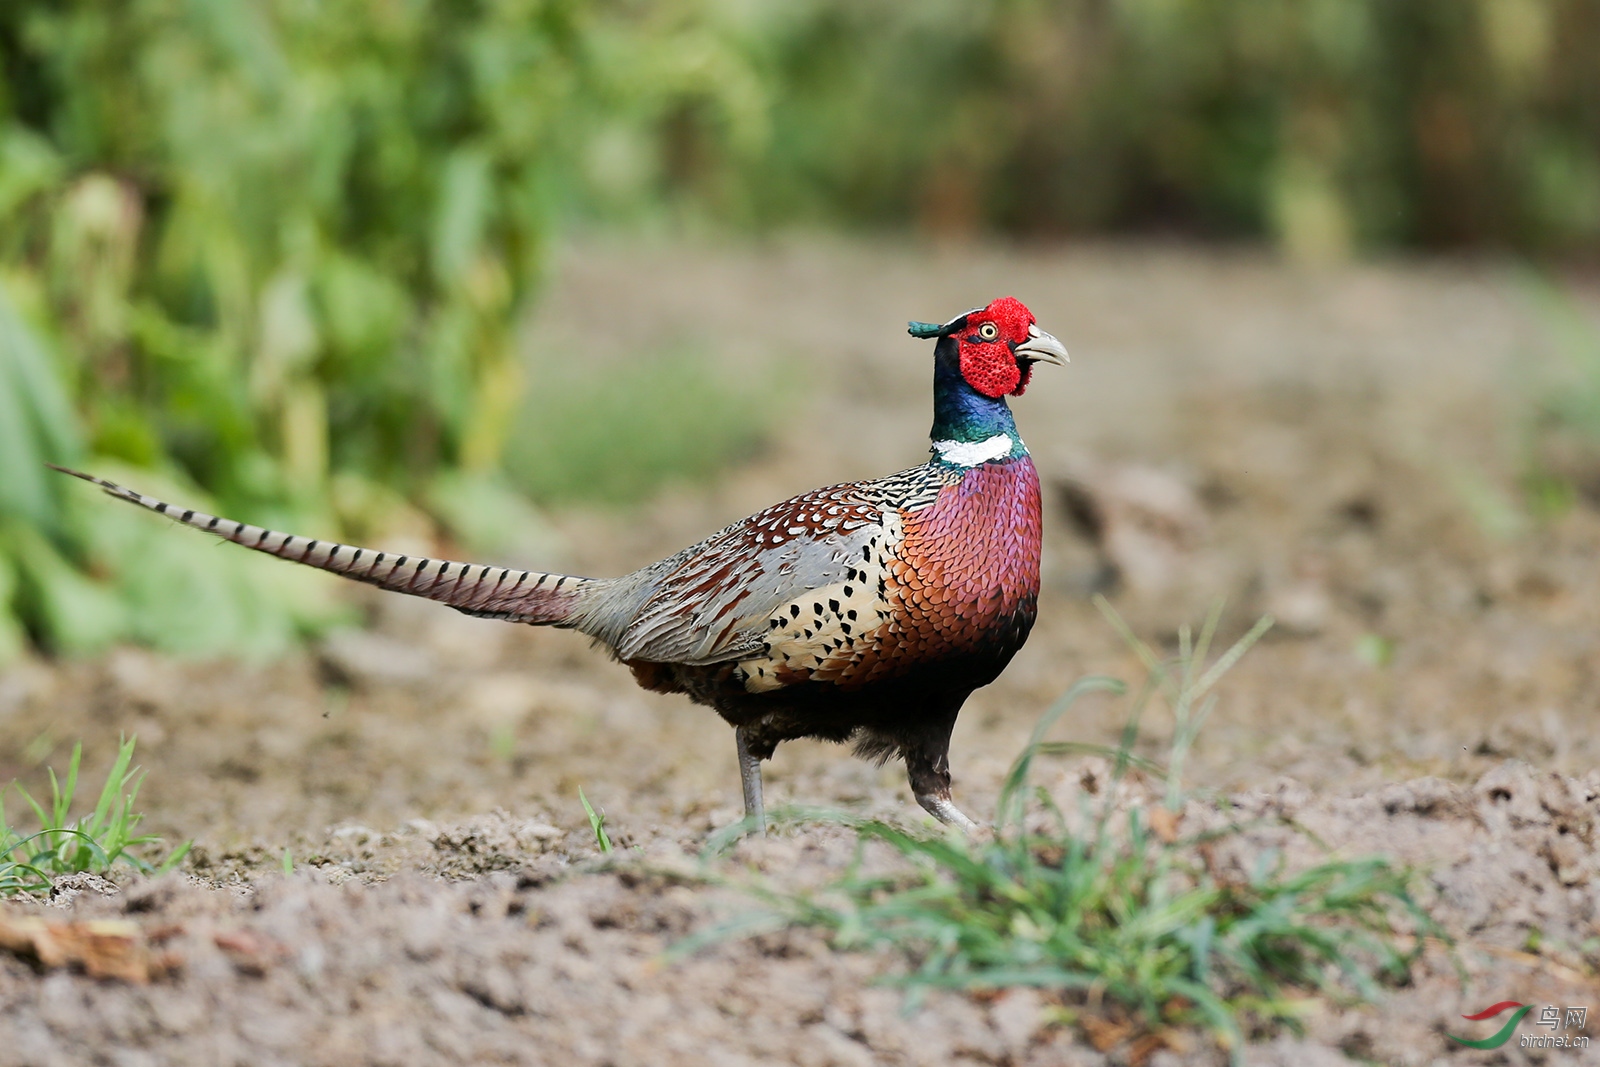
[1015,323,1068,366]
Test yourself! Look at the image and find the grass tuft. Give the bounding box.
[580,787,614,854]
[705,601,1435,1060]
[1,736,191,896]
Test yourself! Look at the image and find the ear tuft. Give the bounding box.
[908,309,974,340]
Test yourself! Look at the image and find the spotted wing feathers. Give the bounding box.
[612,488,884,664]
[605,469,956,678]
[733,512,901,692]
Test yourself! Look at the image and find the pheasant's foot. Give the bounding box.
[916,792,981,834]
[735,726,767,836]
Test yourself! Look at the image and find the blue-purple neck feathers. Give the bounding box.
[929,337,1025,465]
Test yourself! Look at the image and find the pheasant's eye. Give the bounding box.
[978,322,999,341]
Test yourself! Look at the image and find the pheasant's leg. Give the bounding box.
[902,704,982,833]
[735,726,766,834]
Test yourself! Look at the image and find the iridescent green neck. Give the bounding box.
[929,338,1026,466]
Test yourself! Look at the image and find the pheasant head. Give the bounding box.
[909,296,1068,398]
[914,296,1067,464]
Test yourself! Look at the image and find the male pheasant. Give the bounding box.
[54,296,1067,831]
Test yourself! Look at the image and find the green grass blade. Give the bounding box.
[89,736,139,836]
[1190,615,1275,703]
[157,839,193,874]
[579,787,613,854]
[1032,742,1165,776]
[14,781,50,843]
[998,675,1124,829]
[56,742,82,830]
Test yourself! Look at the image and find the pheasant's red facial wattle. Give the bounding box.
[957,296,1038,398]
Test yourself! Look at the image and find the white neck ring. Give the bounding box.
[932,433,1017,467]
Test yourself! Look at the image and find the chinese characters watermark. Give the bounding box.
[1523,1006,1591,1050]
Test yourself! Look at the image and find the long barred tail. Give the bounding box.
[50,466,591,626]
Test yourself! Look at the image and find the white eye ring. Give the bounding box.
[978,322,999,341]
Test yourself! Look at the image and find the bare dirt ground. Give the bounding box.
[4,238,1600,1064]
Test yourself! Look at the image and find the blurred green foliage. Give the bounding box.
[506,348,770,504]
[730,0,1600,256]
[0,0,763,659]
[1,0,1598,661]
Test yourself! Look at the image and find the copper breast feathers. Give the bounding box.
[732,457,1042,692]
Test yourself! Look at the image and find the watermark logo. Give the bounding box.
[1449,1002,1590,1051]
[1449,1002,1531,1049]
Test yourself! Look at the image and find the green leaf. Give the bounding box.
[0,282,81,532]
[0,548,25,666]
[432,148,492,288]
[0,128,63,222]
[4,523,128,654]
